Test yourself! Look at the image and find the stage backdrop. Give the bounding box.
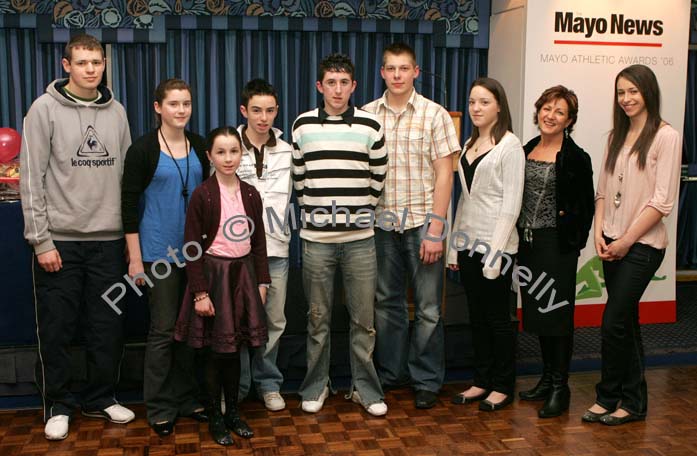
[489,0,690,326]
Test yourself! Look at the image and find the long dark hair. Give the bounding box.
[466,77,513,149]
[605,64,662,173]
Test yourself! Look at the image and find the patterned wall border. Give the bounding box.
[0,0,480,35]
[0,2,489,48]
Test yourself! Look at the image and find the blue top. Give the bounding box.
[139,150,203,262]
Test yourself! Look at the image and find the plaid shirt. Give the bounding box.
[363,90,460,230]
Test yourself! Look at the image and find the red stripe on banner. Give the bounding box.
[516,300,676,329]
[553,40,662,48]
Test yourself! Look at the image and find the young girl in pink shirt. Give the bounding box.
[175,127,270,445]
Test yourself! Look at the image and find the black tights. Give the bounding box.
[203,349,241,413]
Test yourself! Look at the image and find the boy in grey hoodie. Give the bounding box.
[19,34,134,441]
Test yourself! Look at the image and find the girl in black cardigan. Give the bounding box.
[121,79,210,437]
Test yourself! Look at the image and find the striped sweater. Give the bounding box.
[291,106,388,243]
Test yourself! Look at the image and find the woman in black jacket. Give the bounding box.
[517,85,594,418]
[121,78,210,436]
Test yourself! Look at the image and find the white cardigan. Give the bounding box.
[447,131,525,279]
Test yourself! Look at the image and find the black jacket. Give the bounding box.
[522,135,595,255]
[121,129,209,233]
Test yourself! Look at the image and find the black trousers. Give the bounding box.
[143,265,203,425]
[596,238,665,417]
[33,240,126,421]
[458,251,517,396]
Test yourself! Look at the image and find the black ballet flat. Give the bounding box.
[451,390,489,405]
[184,410,208,422]
[151,421,174,437]
[478,394,514,412]
[581,409,609,423]
[599,412,644,426]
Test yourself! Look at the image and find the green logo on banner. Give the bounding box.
[575,256,667,301]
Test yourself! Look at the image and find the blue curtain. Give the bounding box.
[111,30,485,141]
[110,30,486,267]
[0,29,63,131]
[678,50,697,267]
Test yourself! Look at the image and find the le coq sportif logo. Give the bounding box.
[71,126,117,168]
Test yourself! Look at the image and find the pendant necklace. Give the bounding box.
[613,153,627,208]
[160,128,190,204]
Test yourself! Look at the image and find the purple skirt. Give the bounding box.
[174,253,268,353]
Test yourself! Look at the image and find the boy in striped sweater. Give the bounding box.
[291,53,388,416]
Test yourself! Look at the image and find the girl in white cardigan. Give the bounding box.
[448,77,525,411]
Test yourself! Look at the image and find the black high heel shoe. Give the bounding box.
[519,372,552,401]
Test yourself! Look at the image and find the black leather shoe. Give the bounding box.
[208,409,234,446]
[414,390,438,409]
[184,410,208,422]
[599,412,644,426]
[478,394,514,412]
[581,409,609,423]
[224,412,254,438]
[538,385,570,418]
[451,390,489,405]
[519,373,553,401]
[151,421,174,437]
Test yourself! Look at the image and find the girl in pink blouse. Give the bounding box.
[582,65,681,426]
[175,127,270,445]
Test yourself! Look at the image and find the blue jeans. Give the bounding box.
[239,257,289,398]
[299,237,384,405]
[374,228,445,392]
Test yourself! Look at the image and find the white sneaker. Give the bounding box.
[301,386,329,413]
[351,391,388,417]
[263,391,286,411]
[44,415,69,440]
[82,403,135,424]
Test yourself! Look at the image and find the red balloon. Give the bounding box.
[0,128,21,163]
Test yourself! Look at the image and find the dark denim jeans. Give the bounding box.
[596,238,665,417]
[374,228,445,393]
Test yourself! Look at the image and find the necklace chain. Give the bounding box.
[613,152,627,208]
[159,128,190,203]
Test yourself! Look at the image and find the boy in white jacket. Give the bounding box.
[236,79,293,411]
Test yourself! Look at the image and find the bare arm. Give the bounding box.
[125,232,146,285]
[593,197,612,261]
[420,155,453,264]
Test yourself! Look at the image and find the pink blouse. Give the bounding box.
[595,125,681,250]
[206,180,252,258]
